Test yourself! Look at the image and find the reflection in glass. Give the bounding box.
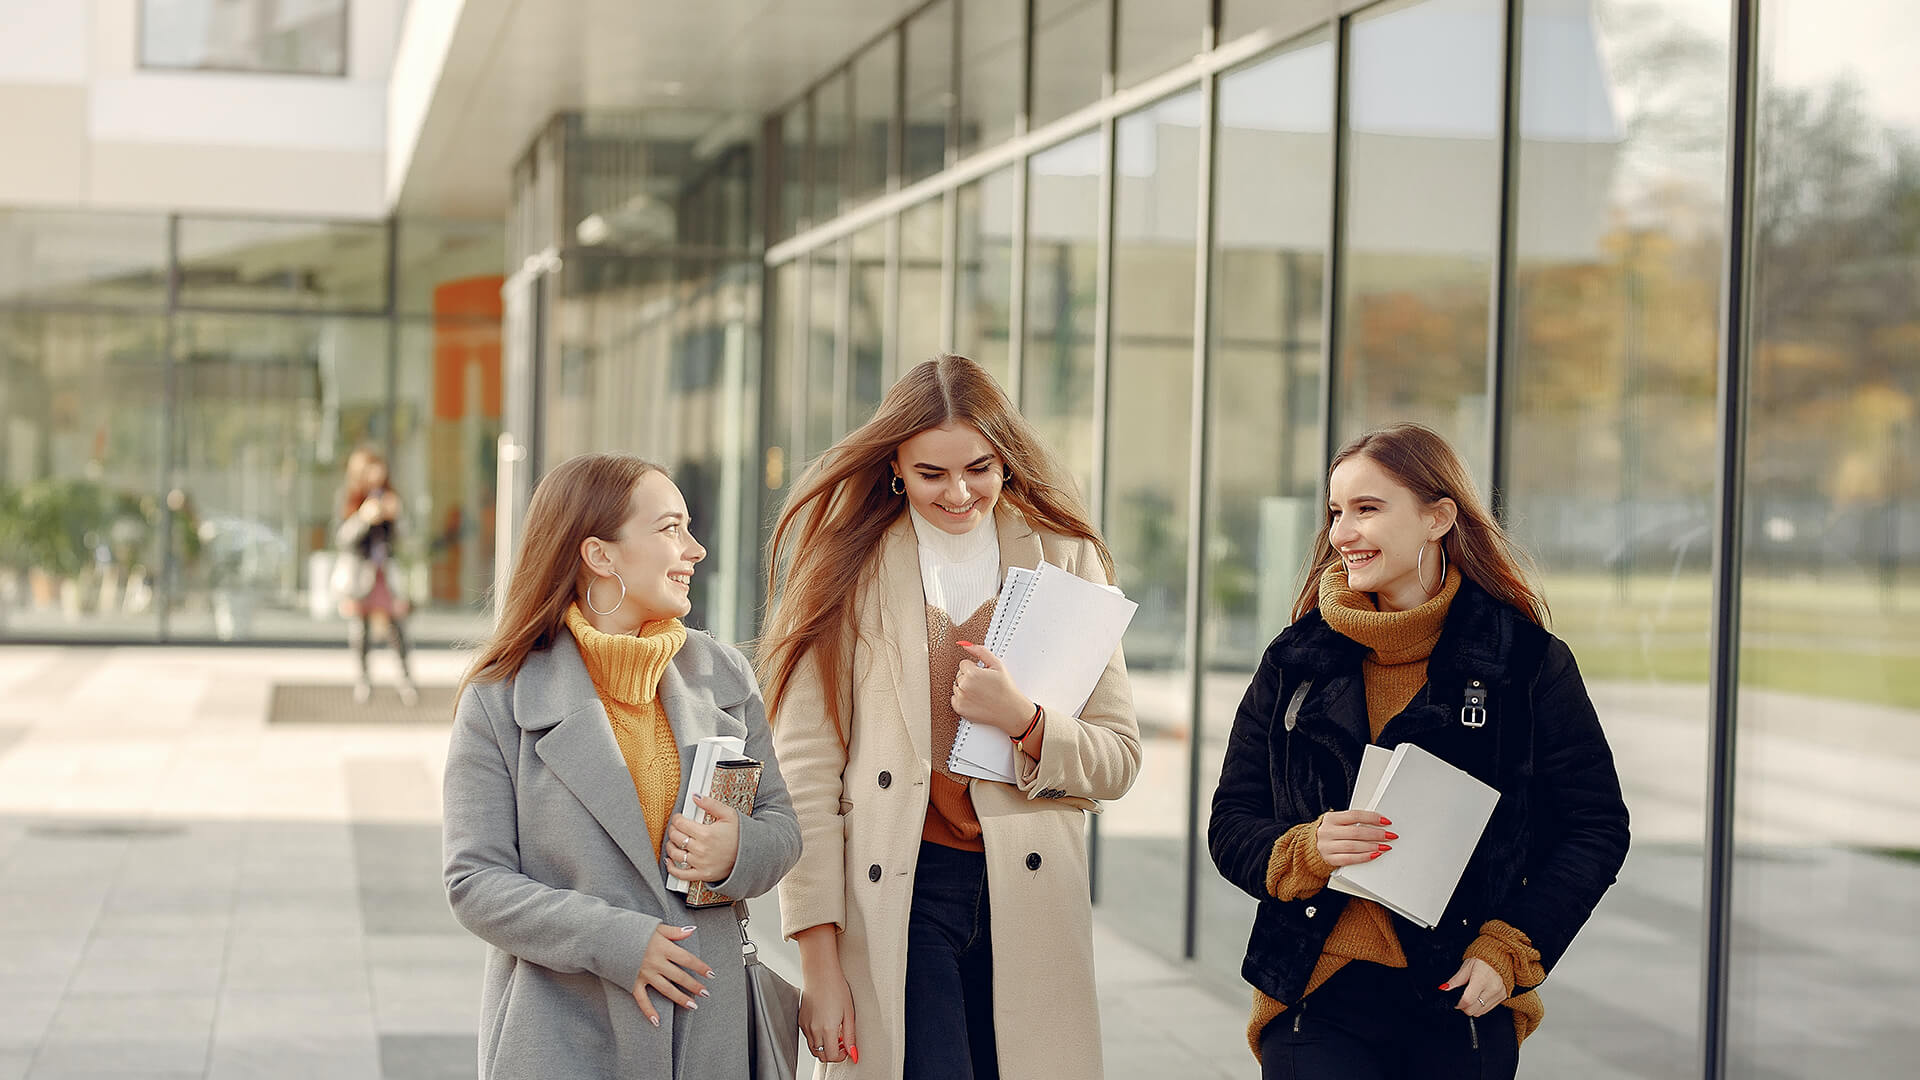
[1117,0,1208,89]
[1031,0,1111,130]
[1100,89,1204,962]
[1196,31,1334,995]
[850,36,899,207]
[899,199,947,369]
[904,0,955,184]
[959,0,1025,156]
[396,219,505,319]
[177,217,389,313]
[394,316,502,624]
[849,224,887,424]
[0,210,170,310]
[954,168,1016,383]
[1733,2,1920,1076]
[813,73,850,225]
[1023,132,1103,497]
[805,247,842,458]
[780,106,810,240]
[0,311,168,641]
[1504,2,1727,1074]
[140,0,347,76]
[1335,0,1501,483]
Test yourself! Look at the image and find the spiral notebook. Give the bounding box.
[947,561,1137,783]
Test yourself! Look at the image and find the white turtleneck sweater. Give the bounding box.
[908,506,1000,621]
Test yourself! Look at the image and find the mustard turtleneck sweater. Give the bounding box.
[564,603,687,858]
[1247,563,1545,1058]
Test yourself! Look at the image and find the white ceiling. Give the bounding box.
[394,0,929,218]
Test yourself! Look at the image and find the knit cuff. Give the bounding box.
[1266,820,1335,901]
[1463,919,1545,997]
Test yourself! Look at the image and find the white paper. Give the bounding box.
[665,735,746,892]
[1326,742,1499,929]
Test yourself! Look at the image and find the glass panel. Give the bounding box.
[1335,0,1502,483]
[954,167,1016,383]
[780,106,811,239]
[805,247,841,458]
[813,74,851,225]
[1733,1,1920,1076]
[544,253,676,467]
[0,209,169,310]
[396,218,505,319]
[899,198,947,369]
[850,35,899,206]
[0,311,167,641]
[1031,0,1111,131]
[1221,0,1318,44]
[904,0,955,184]
[393,316,501,640]
[140,0,348,76]
[1022,131,1103,496]
[1099,89,1204,960]
[177,217,389,313]
[1117,0,1208,89]
[1197,29,1335,993]
[959,0,1025,156]
[1504,1,1728,1074]
[849,224,887,426]
[763,260,801,515]
[165,314,388,642]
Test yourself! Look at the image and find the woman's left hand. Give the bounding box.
[952,643,1034,737]
[1442,956,1506,1017]
[664,794,741,884]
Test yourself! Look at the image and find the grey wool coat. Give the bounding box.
[443,626,802,1080]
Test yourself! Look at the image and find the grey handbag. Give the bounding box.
[736,904,802,1080]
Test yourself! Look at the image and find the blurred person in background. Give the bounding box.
[334,446,417,705]
[442,452,800,1078]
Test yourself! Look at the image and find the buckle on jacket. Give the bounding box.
[1461,680,1488,729]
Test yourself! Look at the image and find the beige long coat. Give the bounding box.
[773,505,1140,1080]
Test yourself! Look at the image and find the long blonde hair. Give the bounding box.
[1293,423,1548,626]
[461,453,665,695]
[759,354,1112,736]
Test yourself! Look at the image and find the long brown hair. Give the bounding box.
[460,453,665,695]
[759,354,1113,736]
[341,446,397,518]
[1292,423,1548,627]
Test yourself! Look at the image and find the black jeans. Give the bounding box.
[903,841,999,1080]
[1259,962,1519,1080]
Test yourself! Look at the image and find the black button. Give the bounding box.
[868,864,882,882]
[1025,853,1042,871]
[877,771,892,789]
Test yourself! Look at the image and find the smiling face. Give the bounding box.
[1326,453,1456,612]
[892,421,1006,535]
[581,470,706,625]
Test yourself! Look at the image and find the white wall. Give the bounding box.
[0,0,403,218]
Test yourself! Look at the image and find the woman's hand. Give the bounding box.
[1313,809,1397,867]
[799,964,858,1064]
[1442,956,1507,1016]
[631,924,713,1027]
[664,794,740,884]
[952,642,1034,737]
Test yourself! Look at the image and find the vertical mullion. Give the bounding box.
[1318,15,1351,477]
[1007,0,1036,403]
[1089,118,1117,530]
[384,216,402,464]
[833,241,852,436]
[1180,45,1222,965]
[885,214,903,380]
[1703,0,1761,1077]
[1485,0,1523,517]
[157,213,180,642]
[941,188,959,350]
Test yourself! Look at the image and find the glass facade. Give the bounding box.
[140,0,349,77]
[0,211,504,644]
[753,1,1920,1075]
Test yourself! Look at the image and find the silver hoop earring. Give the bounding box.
[586,571,627,616]
[1418,543,1433,596]
[890,475,905,495]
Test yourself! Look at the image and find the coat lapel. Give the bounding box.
[521,633,676,913]
[879,514,935,768]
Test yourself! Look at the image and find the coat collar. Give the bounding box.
[512,629,752,910]
[1271,575,1524,688]
[876,503,1043,768]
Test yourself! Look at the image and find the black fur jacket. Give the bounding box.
[1207,575,1630,1010]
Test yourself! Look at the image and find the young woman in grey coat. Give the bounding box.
[443,452,801,1079]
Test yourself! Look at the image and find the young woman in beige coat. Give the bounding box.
[760,355,1141,1080]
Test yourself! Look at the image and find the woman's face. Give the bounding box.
[584,471,707,623]
[362,460,389,490]
[892,421,1005,535]
[1326,454,1455,612]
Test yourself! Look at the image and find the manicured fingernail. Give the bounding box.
[1384,832,1398,840]
[1369,851,1383,860]
[1379,816,1392,826]
[706,970,717,978]
[650,1015,660,1027]
[1379,843,1392,851]
[687,1000,698,1010]
[698,989,710,998]
[1439,983,1452,991]
[849,1046,860,1065]
[680,925,696,932]
[957,641,974,648]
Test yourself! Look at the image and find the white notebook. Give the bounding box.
[664,735,746,893]
[1325,742,1499,929]
[947,561,1137,783]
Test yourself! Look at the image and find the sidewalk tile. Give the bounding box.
[66,935,226,996]
[35,992,215,1074]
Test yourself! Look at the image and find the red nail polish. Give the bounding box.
[849,1046,860,1065]
[1369,851,1383,860]
[1439,983,1452,991]
[1379,816,1392,826]
[957,641,974,648]
[1384,832,1398,840]
[1378,843,1392,851]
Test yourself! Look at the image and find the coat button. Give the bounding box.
[868,864,882,882]
[1304,906,1317,918]
[878,771,892,789]
[1025,853,1042,871]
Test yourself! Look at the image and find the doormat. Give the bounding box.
[267,683,457,725]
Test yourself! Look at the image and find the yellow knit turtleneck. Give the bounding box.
[564,602,687,858]
[1248,562,1544,1058]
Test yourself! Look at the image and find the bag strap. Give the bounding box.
[732,899,759,960]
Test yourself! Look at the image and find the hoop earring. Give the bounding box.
[891,475,905,495]
[1002,465,1013,483]
[585,571,627,616]
[1418,543,1433,596]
